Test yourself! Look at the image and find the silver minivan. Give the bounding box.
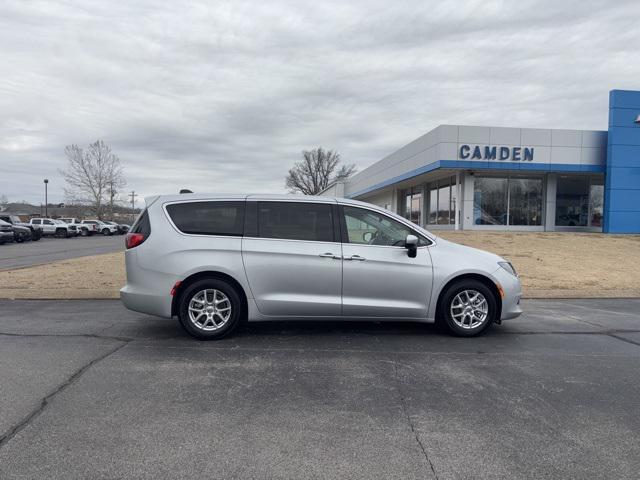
[121,194,522,339]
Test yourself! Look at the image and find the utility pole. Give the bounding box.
[43,179,49,218]
[129,190,137,223]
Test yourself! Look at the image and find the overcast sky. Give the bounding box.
[1,0,639,205]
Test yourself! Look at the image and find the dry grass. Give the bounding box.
[0,233,639,299]
[438,232,640,298]
[0,252,124,299]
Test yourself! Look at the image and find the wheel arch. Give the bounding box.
[171,270,248,318]
[434,273,502,322]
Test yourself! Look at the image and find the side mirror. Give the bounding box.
[405,234,418,258]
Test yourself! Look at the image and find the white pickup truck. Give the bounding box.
[82,219,119,236]
[59,217,97,236]
[29,218,75,238]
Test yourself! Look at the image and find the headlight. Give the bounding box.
[498,261,518,277]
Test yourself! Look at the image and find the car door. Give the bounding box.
[42,219,55,234]
[340,205,433,318]
[242,200,343,317]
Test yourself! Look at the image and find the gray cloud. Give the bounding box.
[1,0,639,205]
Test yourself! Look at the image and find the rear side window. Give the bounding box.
[131,210,151,235]
[257,202,333,242]
[166,201,244,236]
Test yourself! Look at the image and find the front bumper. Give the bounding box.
[492,267,523,320]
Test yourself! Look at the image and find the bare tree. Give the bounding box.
[285,147,356,195]
[60,140,126,219]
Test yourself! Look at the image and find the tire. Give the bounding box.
[437,279,497,337]
[178,278,243,340]
[80,228,88,237]
[55,228,69,238]
[102,228,111,236]
[30,229,41,241]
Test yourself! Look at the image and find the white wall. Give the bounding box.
[345,125,607,198]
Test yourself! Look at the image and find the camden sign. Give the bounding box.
[459,145,534,162]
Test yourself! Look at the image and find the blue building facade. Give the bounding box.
[604,90,640,233]
[322,90,640,234]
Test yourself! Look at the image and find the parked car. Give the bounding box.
[29,218,74,238]
[82,219,118,236]
[60,217,97,236]
[0,215,42,241]
[0,220,15,244]
[104,221,128,235]
[12,224,33,242]
[120,194,522,340]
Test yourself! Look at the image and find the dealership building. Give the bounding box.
[322,90,640,233]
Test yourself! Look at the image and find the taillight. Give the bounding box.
[125,233,146,249]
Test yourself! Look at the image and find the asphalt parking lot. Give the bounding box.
[0,235,124,270]
[0,298,639,479]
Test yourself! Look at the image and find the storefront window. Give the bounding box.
[473,177,508,225]
[508,178,543,226]
[589,183,604,227]
[403,187,422,226]
[474,176,543,226]
[556,177,589,227]
[427,176,456,225]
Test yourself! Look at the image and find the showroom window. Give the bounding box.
[403,186,422,225]
[555,176,603,228]
[473,176,543,226]
[427,176,456,225]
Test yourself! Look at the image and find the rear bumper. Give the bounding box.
[120,284,173,318]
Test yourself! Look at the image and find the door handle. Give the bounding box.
[345,255,366,261]
[319,253,341,259]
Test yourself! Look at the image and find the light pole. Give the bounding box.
[44,179,49,218]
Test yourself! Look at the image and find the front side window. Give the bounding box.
[257,202,333,242]
[343,206,428,247]
[166,201,245,236]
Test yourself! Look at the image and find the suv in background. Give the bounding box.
[0,220,15,244]
[104,221,128,235]
[60,217,96,236]
[82,219,118,235]
[29,218,74,238]
[121,194,522,340]
[0,215,42,241]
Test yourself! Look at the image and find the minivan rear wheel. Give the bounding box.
[438,279,496,337]
[178,278,242,340]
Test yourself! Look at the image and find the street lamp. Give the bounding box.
[44,179,49,218]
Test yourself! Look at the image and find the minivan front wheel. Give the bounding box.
[178,279,242,340]
[438,280,497,337]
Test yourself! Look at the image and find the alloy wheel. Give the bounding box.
[188,289,232,331]
[450,289,488,329]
